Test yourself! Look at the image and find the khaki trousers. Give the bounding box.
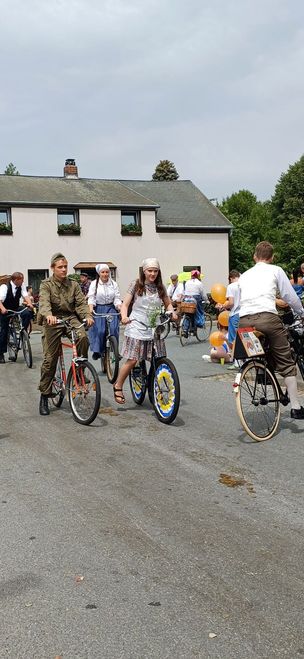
[39,318,89,395]
[239,312,296,378]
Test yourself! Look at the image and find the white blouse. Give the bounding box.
[88,279,122,309]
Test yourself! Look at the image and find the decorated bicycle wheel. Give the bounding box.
[152,358,180,424]
[129,361,147,405]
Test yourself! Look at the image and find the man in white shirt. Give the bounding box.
[167,274,183,303]
[239,241,304,419]
[0,272,34,363]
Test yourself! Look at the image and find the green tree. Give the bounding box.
[152,160,179,181]
[270,154,304,272]
[4,162,20,175]
[219,190,274,272]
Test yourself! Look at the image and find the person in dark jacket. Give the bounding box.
[0,272,34,363]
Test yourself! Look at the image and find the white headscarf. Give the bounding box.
[96,263,110,274]
[142,258,160,271]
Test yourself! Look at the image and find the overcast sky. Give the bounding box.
[0,0,303,201]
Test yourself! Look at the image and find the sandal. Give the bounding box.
[113,385,125,405]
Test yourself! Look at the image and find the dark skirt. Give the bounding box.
[88,303,119,356]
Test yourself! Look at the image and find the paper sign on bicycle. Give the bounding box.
[233,327,265,359]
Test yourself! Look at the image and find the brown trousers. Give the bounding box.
[239,312,296,378]
[39,318,89,395]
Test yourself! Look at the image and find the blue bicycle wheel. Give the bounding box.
[129,361,147,405]
[152,358,180,424]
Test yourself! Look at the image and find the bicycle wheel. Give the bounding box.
[296,354,304,380]
[179,314,191,346]
[7,324,18,361]
[151,357,180,424]
[105,336,119,384]
[129,360,147,405]
[195,313,213,342]
[235,361,280,441]
[67,360,101,425]
[21,330,32,368]
[51,359,65,408]
[158,320,170,340]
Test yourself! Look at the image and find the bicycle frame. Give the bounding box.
[57,323,88,393]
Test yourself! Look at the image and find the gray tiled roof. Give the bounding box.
[120,180,232,229]
[0,175,231,229]
[0,175,157,208]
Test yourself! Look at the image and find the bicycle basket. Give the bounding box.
[180,301,196,314]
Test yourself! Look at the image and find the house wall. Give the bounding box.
[1,207,229,295]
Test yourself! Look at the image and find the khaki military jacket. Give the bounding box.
[39,276,92,321]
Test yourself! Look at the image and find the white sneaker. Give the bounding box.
[202,355,211,362]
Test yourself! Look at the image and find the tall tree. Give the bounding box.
[219,190,274,272]
[152,160,179,181]
[271,154,304,272]
[4,162,20,175]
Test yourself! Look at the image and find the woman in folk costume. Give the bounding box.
[112,258,178,404]
[88,264,122,361]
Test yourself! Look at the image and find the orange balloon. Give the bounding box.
[209,330,225,348]
[218,310,229,327]
[210,283,226,304]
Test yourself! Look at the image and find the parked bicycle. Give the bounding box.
[6,308,32,368]
[51,318,101,425]
[233,317,304,441]
[179,300,212,346]
[92,311,121,384]
[129,313,180,424]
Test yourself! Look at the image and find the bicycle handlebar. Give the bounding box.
[93,311,121,318]
[56,318,88,330]
[130,311,172,331]
[6,308,29,316]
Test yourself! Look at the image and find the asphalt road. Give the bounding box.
[1,331,304,659]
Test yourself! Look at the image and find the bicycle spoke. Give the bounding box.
[236,362,280,441]
[67,361,101,425]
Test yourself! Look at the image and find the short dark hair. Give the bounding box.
[80,272,89,277]
[254,241,273,260]
[229,270,240,279]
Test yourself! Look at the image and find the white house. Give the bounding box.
[0,159,232,296]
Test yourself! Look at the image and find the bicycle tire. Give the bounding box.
[105,335,119,384]
[151,357,180,424]
[129,361,147,405]
[67,360,101,425]
[7,323,18,361]
[158,320,170,340]
[195,312,213,342]
[235,361,280,441]
[21,330,32,368]
[296,354,304,380]
[179,314,191,346]
[51,359,65,408]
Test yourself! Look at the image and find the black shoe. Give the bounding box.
[0,353,5,363]
[92,352,101,360]
[39,394,50,416]
[290,406,304,419]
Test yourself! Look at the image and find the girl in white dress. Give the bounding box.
[113,258,178,404]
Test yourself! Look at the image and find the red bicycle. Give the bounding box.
[51,319,101,425]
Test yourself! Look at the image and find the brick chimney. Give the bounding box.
[63,158,78,178]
